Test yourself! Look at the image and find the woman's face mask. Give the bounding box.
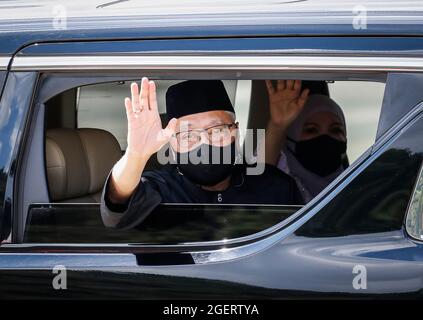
[290,134,347,177]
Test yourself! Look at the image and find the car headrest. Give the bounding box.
[45,128,122,201]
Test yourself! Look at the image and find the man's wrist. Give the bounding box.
[120,149,150,179]
[125,148,151,164]
[108,149,148,204]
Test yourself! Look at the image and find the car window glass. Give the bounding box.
[406,164,423,241]
[25,204,300,244]
[297,114,423,237]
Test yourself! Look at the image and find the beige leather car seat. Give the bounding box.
[45,128,122,203]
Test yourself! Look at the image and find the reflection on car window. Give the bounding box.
[25,204,300,244]
[406,164,423,240]
[297,118,423,237]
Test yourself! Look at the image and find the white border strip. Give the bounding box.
[10,55,423,72]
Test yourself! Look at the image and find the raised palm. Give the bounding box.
[265,80,310,128]
[124,77,177,158]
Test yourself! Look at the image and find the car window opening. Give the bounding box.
[24,77,385,245]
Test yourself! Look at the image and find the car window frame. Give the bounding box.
[4,54,423,265]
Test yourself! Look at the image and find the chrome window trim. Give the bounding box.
[0,253,137,270]
[11,55,423,72]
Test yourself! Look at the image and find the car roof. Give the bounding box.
[1,0,423,55]
[1,0,422,21]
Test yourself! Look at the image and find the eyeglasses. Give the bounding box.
[174,122,238,148]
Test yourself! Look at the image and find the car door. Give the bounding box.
[1,37,423,299]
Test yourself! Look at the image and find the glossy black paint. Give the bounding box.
[0,267,420,299]
[377,73,423,139]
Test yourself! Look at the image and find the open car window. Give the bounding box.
[20,75,386,245]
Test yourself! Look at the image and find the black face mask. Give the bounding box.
[289,134,347,177]
[175,141,236,186]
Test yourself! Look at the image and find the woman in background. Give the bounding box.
[264,80,348,203]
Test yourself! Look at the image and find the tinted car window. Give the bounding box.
[25,204,299,244]
[297,113,423,237]
[406,164,423,241]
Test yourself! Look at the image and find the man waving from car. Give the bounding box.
[101,78,303,230]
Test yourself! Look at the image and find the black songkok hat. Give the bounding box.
[166,80,234,119]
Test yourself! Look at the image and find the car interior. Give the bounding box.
[42,79,332,204]
[17,77,386,244]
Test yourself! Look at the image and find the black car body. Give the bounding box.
[0,0,422,299]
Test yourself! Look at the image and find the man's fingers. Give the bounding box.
[148,80,158,112]
[124,97,133,118]
[265,80,275,95]
[130,82,140,112]
[139,77,149,111]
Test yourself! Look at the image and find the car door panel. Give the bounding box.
[1,37,423,298]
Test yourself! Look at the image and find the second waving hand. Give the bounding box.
[265,80,310,129]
